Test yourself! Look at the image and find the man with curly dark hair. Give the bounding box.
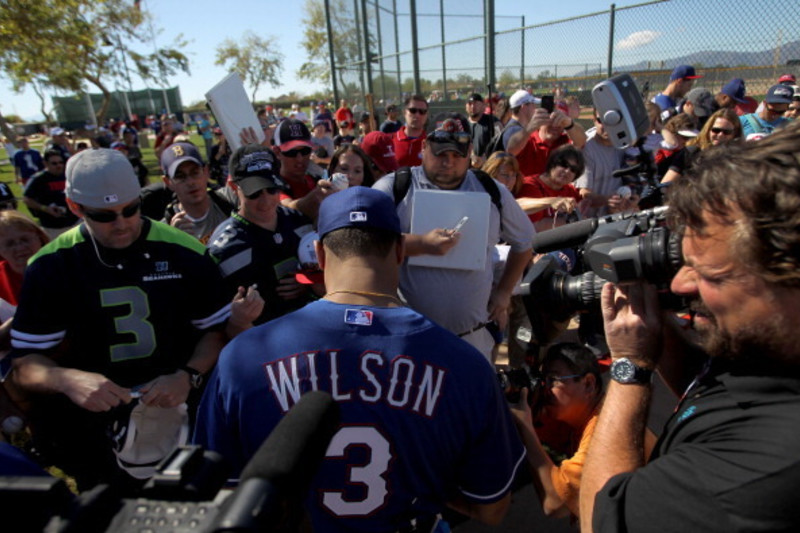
[580,121,800,532]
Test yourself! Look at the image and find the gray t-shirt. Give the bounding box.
[575,138,625,218]
[373,167,534,345]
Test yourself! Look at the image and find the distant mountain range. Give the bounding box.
[618,38,800,71]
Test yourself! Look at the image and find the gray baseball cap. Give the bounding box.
[65,148,141,209]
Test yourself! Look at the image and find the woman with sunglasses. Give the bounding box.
[661,108,742,184]
[516,145,585,233]
[512,343,656,518]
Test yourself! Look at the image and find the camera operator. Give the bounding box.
[579,121,800,532]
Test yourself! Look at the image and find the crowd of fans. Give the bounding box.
[0,65,799,532]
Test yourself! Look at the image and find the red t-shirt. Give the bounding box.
[517,174,582,224]
[392,128,425,168]
[279,174,317,203]
[0,260,23,306]
[517,130,570,177]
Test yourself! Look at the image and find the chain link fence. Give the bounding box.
[327,0,800,115]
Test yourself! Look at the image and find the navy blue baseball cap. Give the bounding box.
[160,142,204,179]
[318,186,401,239]
[766,84,794,105]
[670,65,702,81]
[721,78,747,103]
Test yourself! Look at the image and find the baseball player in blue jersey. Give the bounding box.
[194,186,524,532]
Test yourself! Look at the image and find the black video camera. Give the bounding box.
[519,207,684,337]
[1,391,339,533]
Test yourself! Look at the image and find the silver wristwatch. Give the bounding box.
[610,358,653,385]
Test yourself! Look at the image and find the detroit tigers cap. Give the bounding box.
[274,119,313,152]
[670,65,702,81]
[317,186,401,240]
[765,84,794,105]
[160,142,204,179]
[66,148,141,209]
[228,144,286,196]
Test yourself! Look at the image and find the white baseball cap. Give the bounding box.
[509,89,540,108]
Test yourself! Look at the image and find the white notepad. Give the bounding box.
[408,189,490,271]
[205,72,264,152]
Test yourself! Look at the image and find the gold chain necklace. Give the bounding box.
[324,289,404,307]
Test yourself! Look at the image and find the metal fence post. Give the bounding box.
[607,3,616,78]
[520,16,525,86]
[361,0,374,101]
[409,0,421,95]
[486,0,496,90]
[354,0,367,101]
[440,0,448,101]
[373,0,386,102]
[393,0,401,97]
[325,0,339,105]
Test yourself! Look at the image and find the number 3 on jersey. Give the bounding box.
[322,426,392,516]
[101,286,157,362]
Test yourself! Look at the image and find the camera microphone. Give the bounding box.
[532,206,670,254]
[532,218,599,253]
[210,391,340,532]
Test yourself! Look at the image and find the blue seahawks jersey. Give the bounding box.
[194,300,524,533]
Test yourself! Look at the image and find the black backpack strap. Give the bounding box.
[392,166,412,206]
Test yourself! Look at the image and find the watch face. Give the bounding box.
[611,359,636,383]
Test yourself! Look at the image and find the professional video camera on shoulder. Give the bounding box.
[520,206,684,326]
[593,73,669,209]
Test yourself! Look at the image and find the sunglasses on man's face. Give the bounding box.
[245,187,280,200]
[81,199,141,223]
[406,107,428,115]
[427,130,470,145]
[282,147,312,158]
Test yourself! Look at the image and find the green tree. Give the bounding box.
[298,0,374,97]
[497,69,518,89]
[0,0,189,125]
[215,32,284,103]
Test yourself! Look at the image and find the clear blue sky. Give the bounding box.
[0,0,688,121]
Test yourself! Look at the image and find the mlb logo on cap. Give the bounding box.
[350,211,368,222]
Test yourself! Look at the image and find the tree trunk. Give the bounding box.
[0,110,17,144]
[31,81,55,125]
[85,74,112,125]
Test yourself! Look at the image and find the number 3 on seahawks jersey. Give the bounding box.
[101,286,157,362]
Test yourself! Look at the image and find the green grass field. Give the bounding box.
[0,132,205,219]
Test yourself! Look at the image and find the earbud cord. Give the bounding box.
[85,225,123,270]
